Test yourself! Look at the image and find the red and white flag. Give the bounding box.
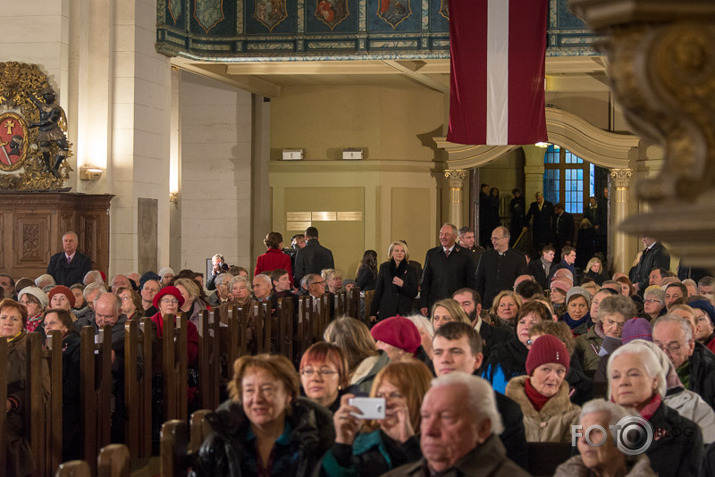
[446,0,548,146]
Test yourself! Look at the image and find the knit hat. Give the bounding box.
[566,287,591,307]
[550,278,572,295]
[18,286,49,309]
[140,271,162,288]
[622,318,653,344]
[158,267,175,280]
[153,285,185,309]
[689,300,715,326]
[525,334,570,375]
[370,316,421,355]
[48,285,75,308]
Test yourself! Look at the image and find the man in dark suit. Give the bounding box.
[47,231,92,286]
[523,191,554,250]
[293,226,334,287]
[629,237,671,295]
[476,226,528,309]
[527,245,555,290]
[458,227,484,270]
[551,202,574,258]
[420,223,476,316]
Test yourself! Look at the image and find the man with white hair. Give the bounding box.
[555,400,656,476]
[207,272,232,307]
[83,270,104,286]
[252,273,273,302]
[35,273,56,290]
[47,231,93,286]
[653,314,715,409]
[385,372,529,476]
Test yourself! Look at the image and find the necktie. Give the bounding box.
[445,249,451,258]
[67,256,71,265]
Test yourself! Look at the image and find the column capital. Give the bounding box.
[610,168,633,188]
[444,169,467,189]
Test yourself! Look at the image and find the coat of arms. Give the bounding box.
[0,62,73,190]
[378,0,411,29]
[315,0,349,30]
[254,0,288,31]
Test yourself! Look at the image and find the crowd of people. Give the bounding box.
[2,217,715,476]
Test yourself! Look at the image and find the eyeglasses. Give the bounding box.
[310,281,325,286]
[490,236,506,241]
[300,368,337,377]
[19,300,34,305]
[655,341,689,353]
[160,298,179,304]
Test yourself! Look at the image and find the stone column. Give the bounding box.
[445,169,467,228]
[610,169,632,273]
[523,145,546,201]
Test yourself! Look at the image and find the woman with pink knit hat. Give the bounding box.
[505,334,581,442]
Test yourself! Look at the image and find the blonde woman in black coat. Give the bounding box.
[369,241,418,323]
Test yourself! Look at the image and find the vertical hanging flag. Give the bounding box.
[446,0,548,146]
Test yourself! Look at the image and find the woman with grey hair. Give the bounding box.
[554,399,657,476]
[642,287,666,321]
[575,294,635,372]
[608,341,703,477]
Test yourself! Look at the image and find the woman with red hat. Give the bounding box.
[505,334,581,443]
[150,285,199,367]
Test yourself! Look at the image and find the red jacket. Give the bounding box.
[255,248,293,283]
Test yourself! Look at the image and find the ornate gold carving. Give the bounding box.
[444,169,467,189]
[0,62,73,190]
[610,169,632,189]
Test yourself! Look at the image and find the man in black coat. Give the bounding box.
[47,231,92,286]
[475,226,528,310]
[431,322,528,470]
[527,245,555,290]
[419,224,476,316]
[551,202,574,258]
[629,237,670,295]
[458,227,484,270]
[523,191,554,251]
[293,226,334,288]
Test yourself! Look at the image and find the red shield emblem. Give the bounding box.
[378,0,411,29]
[0,112,28,171]
[315,0,349,30]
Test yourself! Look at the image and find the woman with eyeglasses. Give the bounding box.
[299,342,349,413]
[150,286,199,366]
[194,354,335,477]
[319,361,432,476]
[17,287,48,332]
[116,286,144,320]
[482,300,553,394]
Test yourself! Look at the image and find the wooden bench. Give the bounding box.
[55,444,130,477]
[160,410,212,477]
[123,318,153,467]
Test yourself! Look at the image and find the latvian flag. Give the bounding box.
[446,0,549,146]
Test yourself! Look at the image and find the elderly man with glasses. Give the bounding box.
[475,226,528,310]
[653,314,715,409]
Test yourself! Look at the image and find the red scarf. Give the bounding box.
[639,394,662,421]
[525,378,551,411]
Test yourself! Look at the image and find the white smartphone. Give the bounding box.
[348,397,386,420]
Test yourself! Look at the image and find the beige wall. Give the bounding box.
[270,84,444,161]
[269,160,437,278]
[178,71,254,273]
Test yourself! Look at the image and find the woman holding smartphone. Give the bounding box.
[318,361,432,476]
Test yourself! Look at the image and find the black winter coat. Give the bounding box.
[475,249,528,310]
[419,245,475,309]
[690,342,715,409]
[629,241,670,294]
[193,397,335,477]
[645,401,703,477]
[294,239,335,287]
[370,260,418,319]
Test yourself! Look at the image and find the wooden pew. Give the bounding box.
[364,290,375,324]
[160,410,212,477]
[79,326,113,475]
[0,336,7,477]
[161,314,188,422]
[55,444,130,477]
[28,330,64,477]
[196,310,221,411]
[276,297,294,360]
[123,318,153,467]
